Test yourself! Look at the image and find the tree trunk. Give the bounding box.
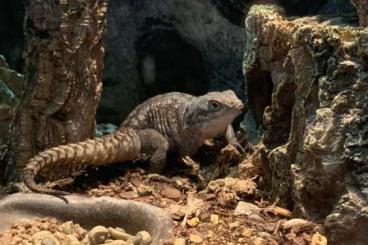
[1,0,107,182]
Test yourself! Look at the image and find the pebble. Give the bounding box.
[108,227,132,240]
[229,221,240,228]
[134,231,152,245]
[210,214,219,225]
[161,186,181,200]
[242,228,252,237]
[88,226,109,245]
[189,234,203,244]
[234,201,261,216]
[311,232,327,245]
[32,231,60,245]
[137,185,153,196]
[60,221,74,234]
[173,238,186,245]
[74,224,87,239]
[187,217,200,227]
[253,237,265,245]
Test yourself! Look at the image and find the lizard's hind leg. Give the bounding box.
[138,129,169,174]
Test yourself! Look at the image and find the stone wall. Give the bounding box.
[242,5,367,243]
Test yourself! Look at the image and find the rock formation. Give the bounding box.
[0,0,358,125]
[351,0,368,27]
[99,0,246,124]
[242,5,367,243]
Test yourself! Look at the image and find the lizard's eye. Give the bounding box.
[209,101,220,110]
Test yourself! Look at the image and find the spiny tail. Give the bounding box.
[22,127,141,200]
[22,169,70,203]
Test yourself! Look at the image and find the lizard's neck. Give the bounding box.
[178,102,207,152]
[180,101,200,134]
[180,99,232,142]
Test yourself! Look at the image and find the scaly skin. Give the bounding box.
[22,90,244,199]
[23,128,141,198]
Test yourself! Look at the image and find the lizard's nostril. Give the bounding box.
[234,103,244,111]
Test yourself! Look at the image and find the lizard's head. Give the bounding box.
[183,90,244,138]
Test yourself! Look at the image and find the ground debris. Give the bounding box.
[63,163,319,244]
[0,143,321,244]
[204,177,256,207]
[263,204,293,218]
[234,201,261,215]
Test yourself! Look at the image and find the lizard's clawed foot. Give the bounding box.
[44,178,74,189]
[231,142,245,155]
[181,156,205,182]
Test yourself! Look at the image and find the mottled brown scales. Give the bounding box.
[22,90,244,198]
[23,128,142,196]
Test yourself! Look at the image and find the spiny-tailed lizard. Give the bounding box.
[22,90,244,199]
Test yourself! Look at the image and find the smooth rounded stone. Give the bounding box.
[234,201,261,216]
[32,231,60,245]
[160,186,181,200]
[134,231,152,245]
[88,225,109,245]
[0,193,173,245]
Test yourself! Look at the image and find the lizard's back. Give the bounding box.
[122,92,194,151]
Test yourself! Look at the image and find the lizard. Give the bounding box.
[22,90,244,199]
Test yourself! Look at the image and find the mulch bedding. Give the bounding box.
[0,140,327,244]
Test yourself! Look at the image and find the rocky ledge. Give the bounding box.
[242,5,367,244]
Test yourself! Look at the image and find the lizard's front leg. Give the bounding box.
[137,129,169,173]
[225,125,245,154]
[180,155,205,182]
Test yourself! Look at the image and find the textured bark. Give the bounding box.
[0,56,25,177]
[0,55,24,145]
[351,0,368,27]
[242,5,368,243]
[1,0,107,182]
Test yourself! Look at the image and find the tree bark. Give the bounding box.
[1,0,107,182]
